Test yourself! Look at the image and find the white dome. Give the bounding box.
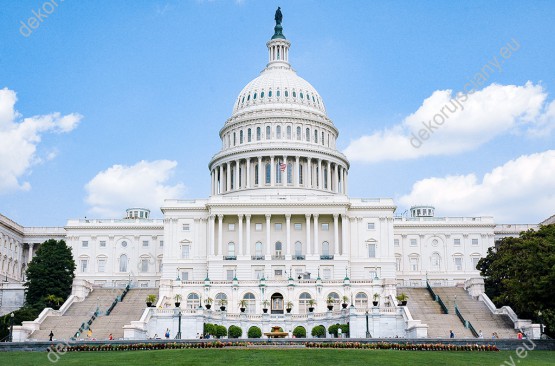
[232,64,326,117]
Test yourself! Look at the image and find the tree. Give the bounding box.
[311,325,326,338]
[228,325,242,338]
[215,324,227,338]
[477,224,555,337]
[24,239,76,308]
[293,326,306,338]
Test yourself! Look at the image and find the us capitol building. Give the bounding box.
[1,10,545,340]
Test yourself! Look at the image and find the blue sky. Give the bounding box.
[1,0,554,226]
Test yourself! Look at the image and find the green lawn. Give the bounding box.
[0,349,553,366]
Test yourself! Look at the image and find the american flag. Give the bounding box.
[279,162,287,172]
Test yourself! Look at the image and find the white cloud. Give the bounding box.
[398,150,555,222]
[85,160,186,217]
[0,88,82,193]
[344,82,555,163]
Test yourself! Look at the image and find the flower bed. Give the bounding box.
[304,342,499,351]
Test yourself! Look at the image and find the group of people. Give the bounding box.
[47,329,113,341]
[450,329,521,339]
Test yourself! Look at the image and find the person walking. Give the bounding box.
[49,331,54,341]
[87,329,93,339]
[478,330,484,338]
[449,330,455,338]
[165,328,170,339]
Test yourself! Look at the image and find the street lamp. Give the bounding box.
[365,310,371,338]
[174,305,182,339]
[9,313,14,342]
[537,310,544,338]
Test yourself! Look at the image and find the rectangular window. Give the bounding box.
[226,269,234,281]
[322,268,332,280]
[228,223,235,231]
[142,240,149,247]
[368,244,376,258]
[182,224,190,231]
[472,238,479,245]
[82,241,88,248]
[367,223,375,230]
[294,223,302,230]
[321,223,329,231]
[160,240,164,247]
[410,239,417,246]
[140,259,149,273]
[472,257,480,269]
[410,258,418,271]
[181,271,189,281]
[255,223,262,231]
[454,238,461,246]
[181,245,190,259]
[98,259,106,272]
[81,260,88,273]
[99,240,106,248]
[254,268,264,280]
[455,257,463,271]
[275,223,282,231]
[394,239,399,247]
[274,269,283,277]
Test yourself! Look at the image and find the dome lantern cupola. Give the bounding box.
[267,7,290,69]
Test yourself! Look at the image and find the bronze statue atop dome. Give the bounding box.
[275,7,282,26]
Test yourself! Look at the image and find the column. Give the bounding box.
[295,156,300,187]
[317,159,322,189]
[265,214,271,256]
[345,170,348,195]
[245,214,251,257]
[305,214,312,255]
[226,162,231,192]
[257,157,262,186]
[235,159,240,190]
[285,214,291,256]
[334,164,339,193]
[333,214,339,256]
[28,243,34,262]
[210,170,214,195]
[217,214,223,256]
[283,155,288,186]
[270,156,275,187]
[327,161,331,191]
[209,215,215,256]
[238,214,244,256]
[307,158,312,188]
[341,214,348,256]
[219,165,224,194]
[246,158,251,189]
[313,214,319,256]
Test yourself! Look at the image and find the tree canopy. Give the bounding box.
[477,224,555,337]
[24,239,76,307]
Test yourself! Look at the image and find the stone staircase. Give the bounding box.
[433,287,516,339]
[90,289,152,340]
[399,287,473,339]
[31,288,122,341]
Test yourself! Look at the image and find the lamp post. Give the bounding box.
[365,310,370,338]
[538,310,543,339]
[9,313,14,342]
[175,305,182,339]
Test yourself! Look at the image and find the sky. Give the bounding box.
[0,0,554,227]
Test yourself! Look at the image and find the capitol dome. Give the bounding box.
[208,13,349,197]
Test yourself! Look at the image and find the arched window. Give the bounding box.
[256,127,261,141]
[187,293,200,309]
[322,241,330,256]
[239,130,244,144]
[265,163,271,184]
[243,292,256,313]
[287,126,291,139]
[247,128,252,142]
[215,292,227,303]
[327,292,340,306]
[299,163,303,184]
[355,292,368,309]
[233,132,236,146]
[228,242,235,257]
[322,131,325,145]
[277,90,280,97]
[299,292,312,314]
[261,91,264,98]
[266,126,271,139]
[285,90,289,97]
[323,167,328,188]
[269,90,272,97]
[293,91,297,98]
[314,129,318,143]
[296,126,301,140]
[255,242,263,257]
[254,164,259,185]
[119,254,128,272]
[287,163,293,184]
[275,241,282,257]
[275,162,282,184]
[305,128,310,141]
[276,125,281,139]
[253,92,257,100]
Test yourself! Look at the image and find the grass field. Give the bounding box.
[0,348,553,366]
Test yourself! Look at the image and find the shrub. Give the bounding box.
[203,323,215,336]
[311,325,326,338]
[340,323,349,336]
[293,326,306,338]
[228,325,242,339]
[247,326,262,338]
[328,324,339,337]
[215,325,227,338]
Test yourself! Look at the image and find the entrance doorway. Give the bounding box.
[271,292,284,314]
